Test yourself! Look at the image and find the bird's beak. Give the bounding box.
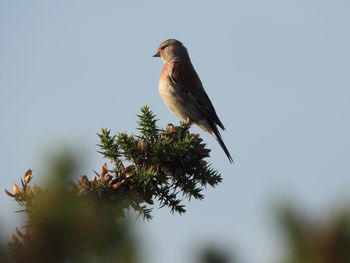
[153,50,160,57]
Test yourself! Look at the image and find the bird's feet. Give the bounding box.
[180,118,193,129]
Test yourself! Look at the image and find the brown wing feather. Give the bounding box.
[170,61,225,130]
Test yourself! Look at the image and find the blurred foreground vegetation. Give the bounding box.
[2,107,350,263]
[278,206,350,263]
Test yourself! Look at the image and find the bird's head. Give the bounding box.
[153,39,190,63]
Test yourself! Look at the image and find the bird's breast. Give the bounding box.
[158,64,188,120]
[159,75,176,105]
[159,64,175,98]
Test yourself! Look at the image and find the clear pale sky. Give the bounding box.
[1,1,350,262]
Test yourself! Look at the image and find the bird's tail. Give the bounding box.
[210,126,234,163]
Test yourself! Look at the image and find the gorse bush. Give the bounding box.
[96,106,222,218]
[4,106,222,262]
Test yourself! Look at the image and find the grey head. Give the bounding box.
[153,39,190,62]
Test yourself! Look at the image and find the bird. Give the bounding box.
[153,39,233,163]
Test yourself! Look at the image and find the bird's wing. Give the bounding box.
[169,61,225,130]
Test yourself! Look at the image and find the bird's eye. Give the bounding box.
[160,45,166,50]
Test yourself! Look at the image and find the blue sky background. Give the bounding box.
[1,1,350,262]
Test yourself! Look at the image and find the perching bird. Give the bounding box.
[153,39,233,163]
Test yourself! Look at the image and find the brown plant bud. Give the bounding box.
[79,175,90,190]
[24,169,33,184]
[166,124,176,135]
[137,139,149,153]
[13,184,21,196]
[124,165,135,178]
[92,176,97,186]
[101,163,108,180]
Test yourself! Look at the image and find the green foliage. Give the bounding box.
[137,105,159,141]
[97,105,222,218]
